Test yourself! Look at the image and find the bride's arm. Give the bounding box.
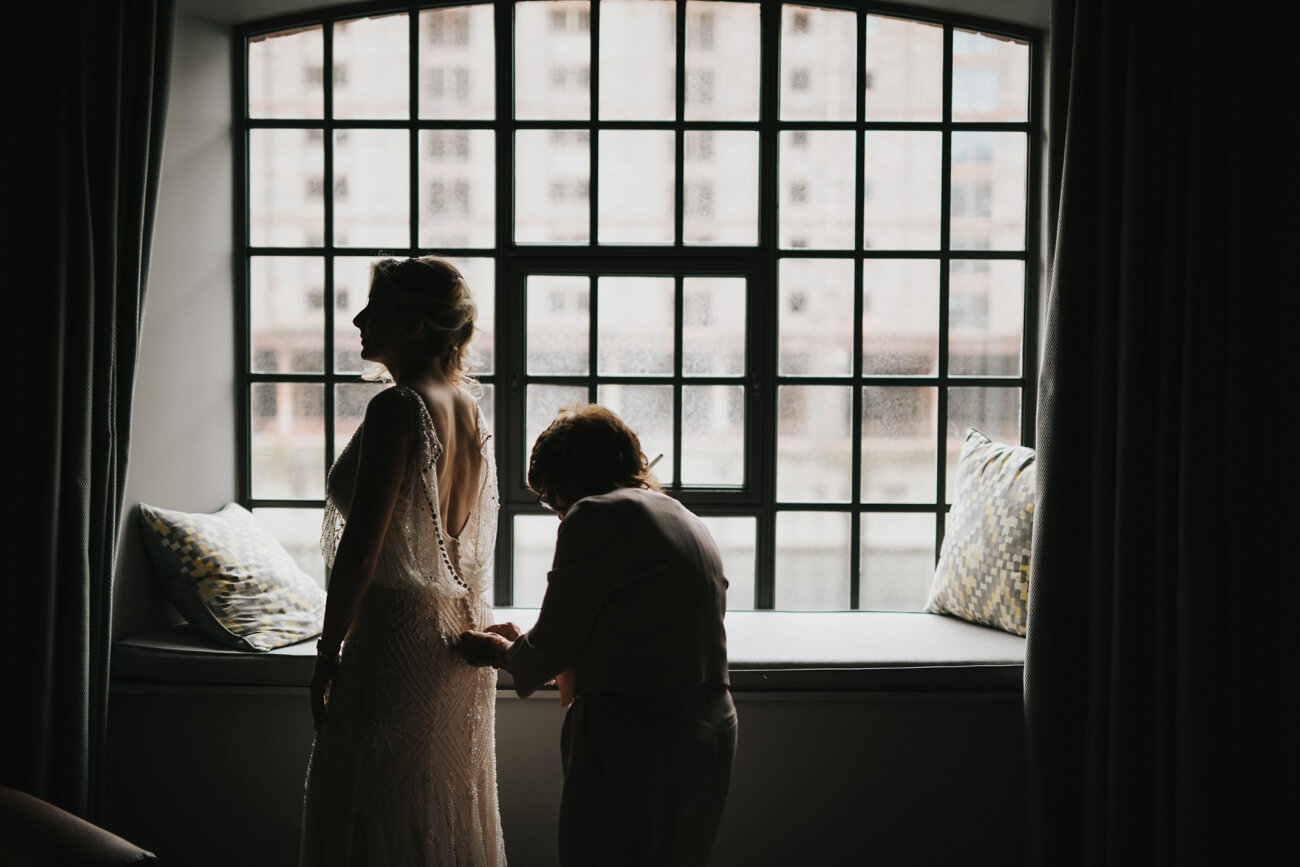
[311,389,412,730]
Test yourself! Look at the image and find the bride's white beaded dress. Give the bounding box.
[300,385,505,866]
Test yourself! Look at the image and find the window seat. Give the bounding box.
[113,609,1025,693]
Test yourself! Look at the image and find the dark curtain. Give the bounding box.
[1,0,174,820]
[1028,1,1296,865]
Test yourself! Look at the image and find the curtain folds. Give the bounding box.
[1028,1,1294,864]
[2,0,174,820]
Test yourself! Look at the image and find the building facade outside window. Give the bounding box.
[239,0,1039,611]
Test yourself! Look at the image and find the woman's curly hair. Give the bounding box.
[528,404,662,510]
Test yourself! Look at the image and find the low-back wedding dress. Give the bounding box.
[300,384,505,866]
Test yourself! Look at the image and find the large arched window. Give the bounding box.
[237,0,1039,610]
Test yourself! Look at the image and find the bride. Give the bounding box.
[299,256,510,866]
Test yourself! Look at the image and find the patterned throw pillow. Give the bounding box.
[137,502,325,651]
[925,429,1034,636]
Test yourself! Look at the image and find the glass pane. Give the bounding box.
[860,512,935,610]
[775,511,851,609]
[777,385,852,502]
[333,13,409,120]
[419,129,495,248]
[513,514,559,607]
[596,385,675,485]
[333,130,409,248]
[952,29,1029,122]
[451,257,495,374]
[515,1,590,120]
[248,26,323,119]
[334,382,386,459]
[946,386,1021,502]
[250,257,324,374]
[597,276,674,375]
[862,259,939,375]
[597,130,674,244]
[333,256,373,373]
[253,508,326,586]
[863,15,941,121]
[863,131,941,250]
[515,129,590,243]
[527,384,589,469]
[599,0,675,120]
[684,131,759,246]
[527,275,590,374]
[861,386,938,503]
[778,258,854,376]
[780,5,856,121]
[950,132,1027,251]
[685,1,760,121]
[251,383,324,499]
[249,129,323,248]
[949,259,1024,376]
[699,516,756,610]
[682,385,744,487]
[419,5,495,119]
[683,277,745,376]
[477,383,495,433]
[780,131,855,249]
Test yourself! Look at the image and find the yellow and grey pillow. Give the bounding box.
[925,429,1034,636]
[137,502,325,651]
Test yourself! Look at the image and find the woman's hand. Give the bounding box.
[483,621,522,642]
[310,654,340,732]
[457,630,511,668]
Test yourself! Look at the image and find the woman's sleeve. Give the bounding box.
[507,503,613,698]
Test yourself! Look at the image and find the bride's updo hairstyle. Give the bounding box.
[528,403,662,512]
[370,255,477,384]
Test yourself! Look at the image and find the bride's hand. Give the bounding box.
[457,630,510,668]
[483,621,522,642]
[310,654,339,732]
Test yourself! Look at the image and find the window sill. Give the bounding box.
[113,609,1024,694]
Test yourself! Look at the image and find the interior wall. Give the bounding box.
[106,687,1026,867]
[114,10,238,641]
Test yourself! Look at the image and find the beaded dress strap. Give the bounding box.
[395,385,479,631]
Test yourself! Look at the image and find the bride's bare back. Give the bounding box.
[416,383,483,538]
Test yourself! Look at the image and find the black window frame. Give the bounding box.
[235,0,1042,610]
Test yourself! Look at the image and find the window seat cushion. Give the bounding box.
[113,609,1025,692]
[113,623,318,686]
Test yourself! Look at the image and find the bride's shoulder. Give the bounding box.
[362,385,425,436]
[367,383,419,413]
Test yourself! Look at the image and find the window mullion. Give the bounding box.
[235,32,252,507]
[322,20,338,489]
[408,9,420,255]
[672,274,684,489]
[674,0,686,246]
[493,0,518,607]
[1021,39,1044,450]
[850,2,867,611]
[497,259,530,607]
[588,0,600,246]
[587,274,598,405]
[754,0,783,611]
[935,22,955,557]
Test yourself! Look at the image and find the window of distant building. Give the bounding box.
[239,1,1037,611]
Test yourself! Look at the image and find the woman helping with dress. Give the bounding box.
[299,256,509,866]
